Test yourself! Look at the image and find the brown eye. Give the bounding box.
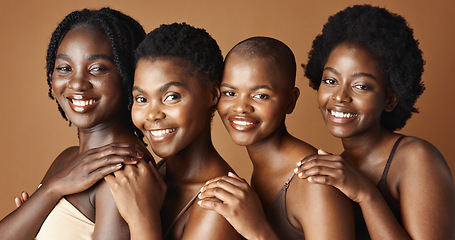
[135,96,147,103]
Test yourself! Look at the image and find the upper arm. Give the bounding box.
[396,139,455,239]
[290,179,355,240]
[181,205,243,240]
[93,180,130,240]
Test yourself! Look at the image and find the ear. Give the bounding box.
[209,81,221,106]
[384,91,398,112]
[286,87,300,114]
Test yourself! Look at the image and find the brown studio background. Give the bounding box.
[1,0,454,218]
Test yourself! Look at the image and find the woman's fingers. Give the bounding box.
[199,180,239,202]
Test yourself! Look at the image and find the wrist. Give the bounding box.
[357,185,381,206]
[128,214,162,240]
[40,182,64,202]
[252,222,279,240]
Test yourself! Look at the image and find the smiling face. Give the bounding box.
[51,27,123,129]
[318,42,396,139]
[217,53,298,146]
[132,58,217,158]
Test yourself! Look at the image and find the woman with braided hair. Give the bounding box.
[0,8,163,240]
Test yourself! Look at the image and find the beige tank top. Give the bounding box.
[35,198,94,239]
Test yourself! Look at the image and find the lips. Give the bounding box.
[67,95,98,113]
[227,116,259,131]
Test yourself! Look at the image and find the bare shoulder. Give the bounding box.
[289,175,350,211]
[293,136,318,158]
[183,202,242,240]
[287,175,354,238]
[41,146,79,183]
[393,136,451,179]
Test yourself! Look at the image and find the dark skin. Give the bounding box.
[0,27,153,240]
[295,42,455,239]
[106,58,242,240]
[198,54,355,240]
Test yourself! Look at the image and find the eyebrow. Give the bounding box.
[55,54,71,60]
[220,83,272,91]
[323,67,376,80]
[132,86,145,93]
[87,54,114,62]
[55,54,114,62]
[159,81,186,92]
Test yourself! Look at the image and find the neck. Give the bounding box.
[77,113,136,153]
[341,126,395,166]
[164,127,220,183]
[246,124,291,172]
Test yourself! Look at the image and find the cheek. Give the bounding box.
[317,90,329,108]
[216,100,230,117]
[131,105,145,129]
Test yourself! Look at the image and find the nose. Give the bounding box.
[332,85,352,103]
[68,71,92,91]
[232,95,253,113]
[145,101,166,122]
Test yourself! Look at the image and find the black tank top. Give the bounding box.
[355,135,405,239]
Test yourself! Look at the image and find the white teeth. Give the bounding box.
[232,120,254,126]
[330,110,358,118]
[72,99,96,107]
[150,128,177,137]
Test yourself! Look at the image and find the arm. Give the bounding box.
[0,143,142,240]
[290,175,355,240]
[198,172,279,240]
[105,160,166,240]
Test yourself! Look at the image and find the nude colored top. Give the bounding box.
[35,198,94,240]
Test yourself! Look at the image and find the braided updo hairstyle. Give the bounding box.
[46,7,145,138]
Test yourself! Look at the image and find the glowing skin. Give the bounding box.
[51,27,124,129]
[131,58,214,158]
[217,54,296,146]
[317,42,395,140]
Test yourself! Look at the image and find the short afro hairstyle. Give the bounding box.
[305,4,425,131]
[135,22,223,86]
[226,36,296,88]
[46,7,146,137]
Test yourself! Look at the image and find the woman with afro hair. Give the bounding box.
[295,4,455,239]
[0,8,159,240]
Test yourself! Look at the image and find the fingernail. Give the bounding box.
[298,172,303,177]
[197,200,202,206]
[296,161,302,167]
[228,172,234,177]
[307,176,312,182]
[116,163,123,167]
[294,167,298,173]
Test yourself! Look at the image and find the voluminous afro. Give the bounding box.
[226,36,296,88]
[305,4,425,131]
[135,22,223,86]
[46,7,146,136]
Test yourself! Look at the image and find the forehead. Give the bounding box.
[57,27,113,56]
[325,43,382,73]
[134,58,201,89]
[223,53,291,90]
